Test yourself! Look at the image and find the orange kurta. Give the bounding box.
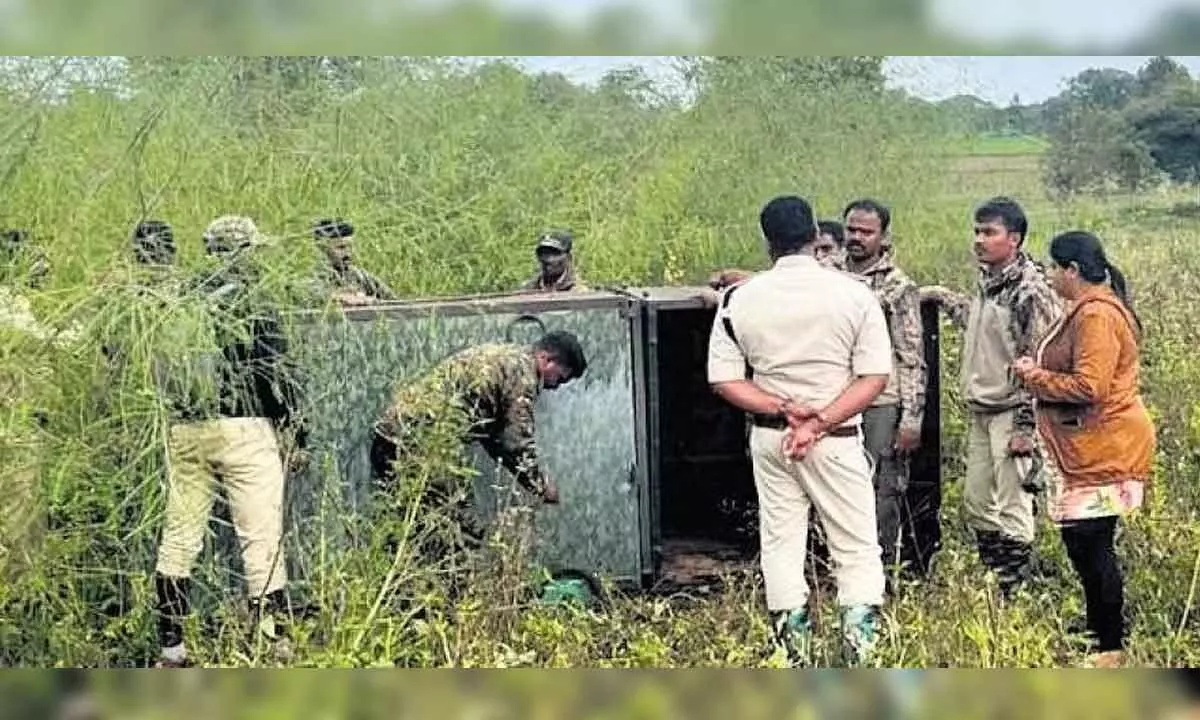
[1021,285,1155,491]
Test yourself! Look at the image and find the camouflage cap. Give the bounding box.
[203,215,266,249]
[536,229,573,254]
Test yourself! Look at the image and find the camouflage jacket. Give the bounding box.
[376,343,547,496]
[317,264,396,301]
[939,252,1063,435]
[521,263,585,293]
[848,250,927,436]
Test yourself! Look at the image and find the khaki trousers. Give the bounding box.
[154,417,289,598]
[749,425,885,611]
[963,408,1038,544]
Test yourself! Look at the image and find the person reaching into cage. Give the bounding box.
[368,332,583,601]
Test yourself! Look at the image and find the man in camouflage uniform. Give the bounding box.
[841,199,927,583]
[0,230,77,578]
[150,215,310,668]
[921,196,1062,598]
[369,332,585,580]
[312,218,397,305]
[521,230,585,292]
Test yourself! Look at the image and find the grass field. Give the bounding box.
[1,58,1199,679]
[941,133,1050,159]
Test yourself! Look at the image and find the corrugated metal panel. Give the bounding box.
[287,294,644,583]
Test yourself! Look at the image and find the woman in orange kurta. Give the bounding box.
[1012,230,1154,669]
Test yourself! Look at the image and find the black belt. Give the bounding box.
[749,414,858,436]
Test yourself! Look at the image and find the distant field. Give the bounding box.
[942,134,1049,158]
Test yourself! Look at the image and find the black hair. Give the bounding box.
[974,196,1028,243]
[759,195,817,256]
[2,230,30,272]
[842,198,891,233]
[313,218,355,240]
[535,330,587,378]
[133,220,172,240]
[817,220,845,247]
[130,220,176,264]
[1049,230,1142,333]
[2,228,28,253]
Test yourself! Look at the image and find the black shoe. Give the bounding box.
[154,573,191,651]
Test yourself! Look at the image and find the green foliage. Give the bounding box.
[1126,84,1200,184]
[1042,108,1159,197]
[1041,56,1199,196]
[0,56,1198,676]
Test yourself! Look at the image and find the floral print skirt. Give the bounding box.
[1034,431,1146,524]
[1047,477,1145,524]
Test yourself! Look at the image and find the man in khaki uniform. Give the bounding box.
[311,217,397,305]
[841,199,927,581]
[707,195,893,667]
[150,215,309,668]
[707,218,848,297]
[521,230,585,292]
[921,196,1062,598]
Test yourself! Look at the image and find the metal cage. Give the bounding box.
[282,287,943,592]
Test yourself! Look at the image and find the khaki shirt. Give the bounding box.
[706,254,893,428]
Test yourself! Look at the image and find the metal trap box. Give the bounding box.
[286,287,942,591]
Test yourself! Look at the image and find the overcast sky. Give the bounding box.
[493,0,1199,52]
[491,0,1200,104]
[513,55,1200,106]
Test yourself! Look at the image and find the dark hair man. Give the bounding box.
[840,198,926,583]
[707,195,892,667]
[920,196,1063,599]
[369,331,586,591]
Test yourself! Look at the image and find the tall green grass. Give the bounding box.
[0,57,1197,670]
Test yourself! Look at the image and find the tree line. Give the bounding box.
[932,56,1200,197]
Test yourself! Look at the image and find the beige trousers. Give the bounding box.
[749,425,885,611]
[155,417,289,598]
[963,408,1038,544]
